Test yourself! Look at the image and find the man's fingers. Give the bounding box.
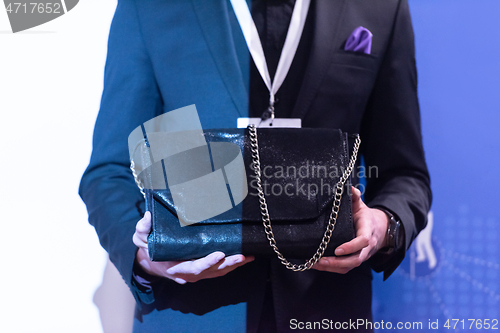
[217,255,255,270]
[136,247,152,271]
[313,188,388,274]
[136,211,152,234]
[133,232,148,248]
[312,251,367,273]
[164,253,254,284]
[313,256,352,273]
[216,254,244,270]
[166,252,225,275]
[133,212,152,247]
[351,186,364,213]
[334,233,370,256]
[192,251,227,274]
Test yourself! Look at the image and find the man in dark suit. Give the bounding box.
[79,0,431,332]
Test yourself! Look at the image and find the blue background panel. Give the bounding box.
[372,0,500,330]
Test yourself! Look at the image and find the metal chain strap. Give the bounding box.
[130,160,145,197]
[248,125,361,271]
[130,140,147,198]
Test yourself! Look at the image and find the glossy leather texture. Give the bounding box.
[146,128,355,261]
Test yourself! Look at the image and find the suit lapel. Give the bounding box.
[191,0,248,117]
[291,0,347,119]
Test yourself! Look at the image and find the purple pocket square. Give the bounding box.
[345,26,373,55]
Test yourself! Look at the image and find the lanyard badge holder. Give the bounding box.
[232,0,310,128]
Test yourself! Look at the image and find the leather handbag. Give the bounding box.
[130,125,360,271]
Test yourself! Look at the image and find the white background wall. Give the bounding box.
[0,2,122,332]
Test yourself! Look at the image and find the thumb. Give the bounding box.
[133,212,151,248]
[136,211,152,234]
[351,186,365,213]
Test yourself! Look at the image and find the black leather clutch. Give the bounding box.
[131,126,360,271]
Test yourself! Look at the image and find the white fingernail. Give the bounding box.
[174,278,186,284]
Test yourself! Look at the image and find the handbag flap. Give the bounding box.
[144,128,349,225]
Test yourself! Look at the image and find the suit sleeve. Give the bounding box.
[361,0,432,279]
[79,0,162,303]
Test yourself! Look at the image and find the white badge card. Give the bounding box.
[237,117,302,128]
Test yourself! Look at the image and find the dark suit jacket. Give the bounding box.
[79,0,431,332]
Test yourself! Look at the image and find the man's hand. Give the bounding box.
[312,186,388,274]
[133,212,255,284]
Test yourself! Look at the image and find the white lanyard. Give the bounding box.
[230,0,311,117]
